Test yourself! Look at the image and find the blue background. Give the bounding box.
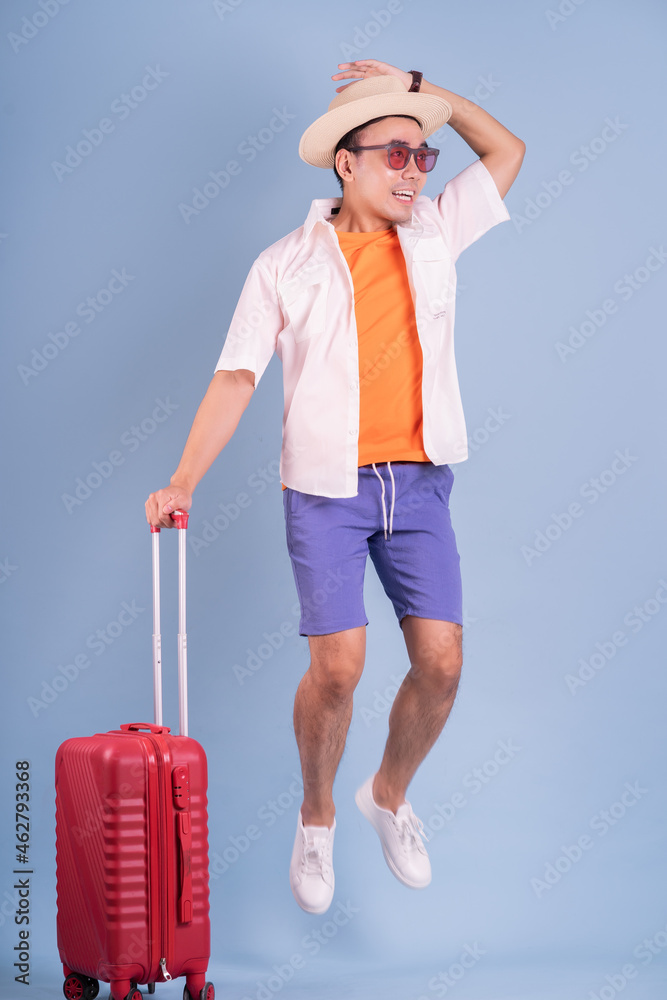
[1,0,666,997]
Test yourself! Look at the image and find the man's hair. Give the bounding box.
[333,114,422,193]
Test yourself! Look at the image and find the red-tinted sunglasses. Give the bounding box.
[345,142,440,173]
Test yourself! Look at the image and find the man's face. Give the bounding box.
[339,116,430,224]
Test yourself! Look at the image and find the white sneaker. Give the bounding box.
[355,774,431,888]
[289,810,336,914]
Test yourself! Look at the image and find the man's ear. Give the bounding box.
[336,148,354,185]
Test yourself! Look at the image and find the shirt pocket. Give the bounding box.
[278,263,330,343]
[412,238,454,321]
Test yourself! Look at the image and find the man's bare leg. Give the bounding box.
[294,625,366,828]
[373,617,463,813]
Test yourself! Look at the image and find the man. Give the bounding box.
[146,59,525,915]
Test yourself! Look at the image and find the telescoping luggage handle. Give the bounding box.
[150,510,189,737]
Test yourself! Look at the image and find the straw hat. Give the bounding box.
[298,75,453,169]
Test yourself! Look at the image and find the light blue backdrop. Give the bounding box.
[2,1,666,998]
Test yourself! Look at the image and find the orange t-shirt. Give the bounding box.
[281,225,428,489]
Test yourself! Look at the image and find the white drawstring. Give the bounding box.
[387,461,395,537]
[371,462,395,540]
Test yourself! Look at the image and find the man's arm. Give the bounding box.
[333,61,526,199]
[419,79,525,200]
[145,368,255,528]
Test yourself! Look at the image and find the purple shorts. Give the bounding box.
[282,461,462,636]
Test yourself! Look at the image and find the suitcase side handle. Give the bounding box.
[120,722,171,735]
[150,509,190,737]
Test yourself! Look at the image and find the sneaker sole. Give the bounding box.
[289,871,334,915]
[355,783,431,889]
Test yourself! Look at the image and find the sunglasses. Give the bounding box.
[345,142,440,173]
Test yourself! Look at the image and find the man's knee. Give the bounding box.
[406,621,462,693]
[308,628,365,699]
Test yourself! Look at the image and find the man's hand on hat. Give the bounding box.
[332,60,412,94]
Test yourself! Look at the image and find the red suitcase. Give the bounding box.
[55,511,214,1000]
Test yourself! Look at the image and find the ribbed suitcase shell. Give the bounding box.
[55,513,212,1000]
[55,724,211,999]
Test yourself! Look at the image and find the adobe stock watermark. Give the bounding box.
[420,739,521,839]
[339,1,404,59]
[7,0,74,55]
[61,397,179,514]
[178,106,296,224]
[587,916,667,1000]
[530,780,648,898]
[232,560,351,685]
[452,406,510,460]
[565,579,667,695]
[0,884,22,929]
[210,772,304,878]
[0,558,18,584]
[17,267,135,385]
[513,117,629,234]
[521,448,638,566]
[212,0,246,19]
[27,599,145,717]
[555,246,667,361]
[240,900,359,1000]
[51,67,169,181]
[188,456,287,555]
[232,607,301,686]
[411,942,486,1000]
[545,0,587,31]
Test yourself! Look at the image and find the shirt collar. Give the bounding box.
[303,198,425,241]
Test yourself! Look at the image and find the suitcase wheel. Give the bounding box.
[123,989,142,1000]
[63,974,99,1000]
[183,983,215,1000]
[63,973,100,1000]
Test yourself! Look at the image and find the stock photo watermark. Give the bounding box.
[189,457,285,554]
[339,0,404,59]
[17,267,135,385]
[212,0,246,19]
[586,916,667,1000]
[0,558,18,584]
[530,780,648,898]
[545,0,588,31]
[51,66,169,181]
[239,900,360,1000]
[411,942,487,1000]
[61,396,179,513]
[513,117,629,234]
[210,773,304,878]
[178,107,296,224]
[521,448,638,566]
[7,0,74,54]
[27,599,145,717]
[420,739,521,839]
[555,245,667,361]
[564,579,667,694]
[231,559,352,685]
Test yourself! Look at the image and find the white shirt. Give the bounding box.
[214,157,510,497]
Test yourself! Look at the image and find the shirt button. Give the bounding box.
[349,380,358,390]
[408,237,417,246]
[348,429,355,436]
